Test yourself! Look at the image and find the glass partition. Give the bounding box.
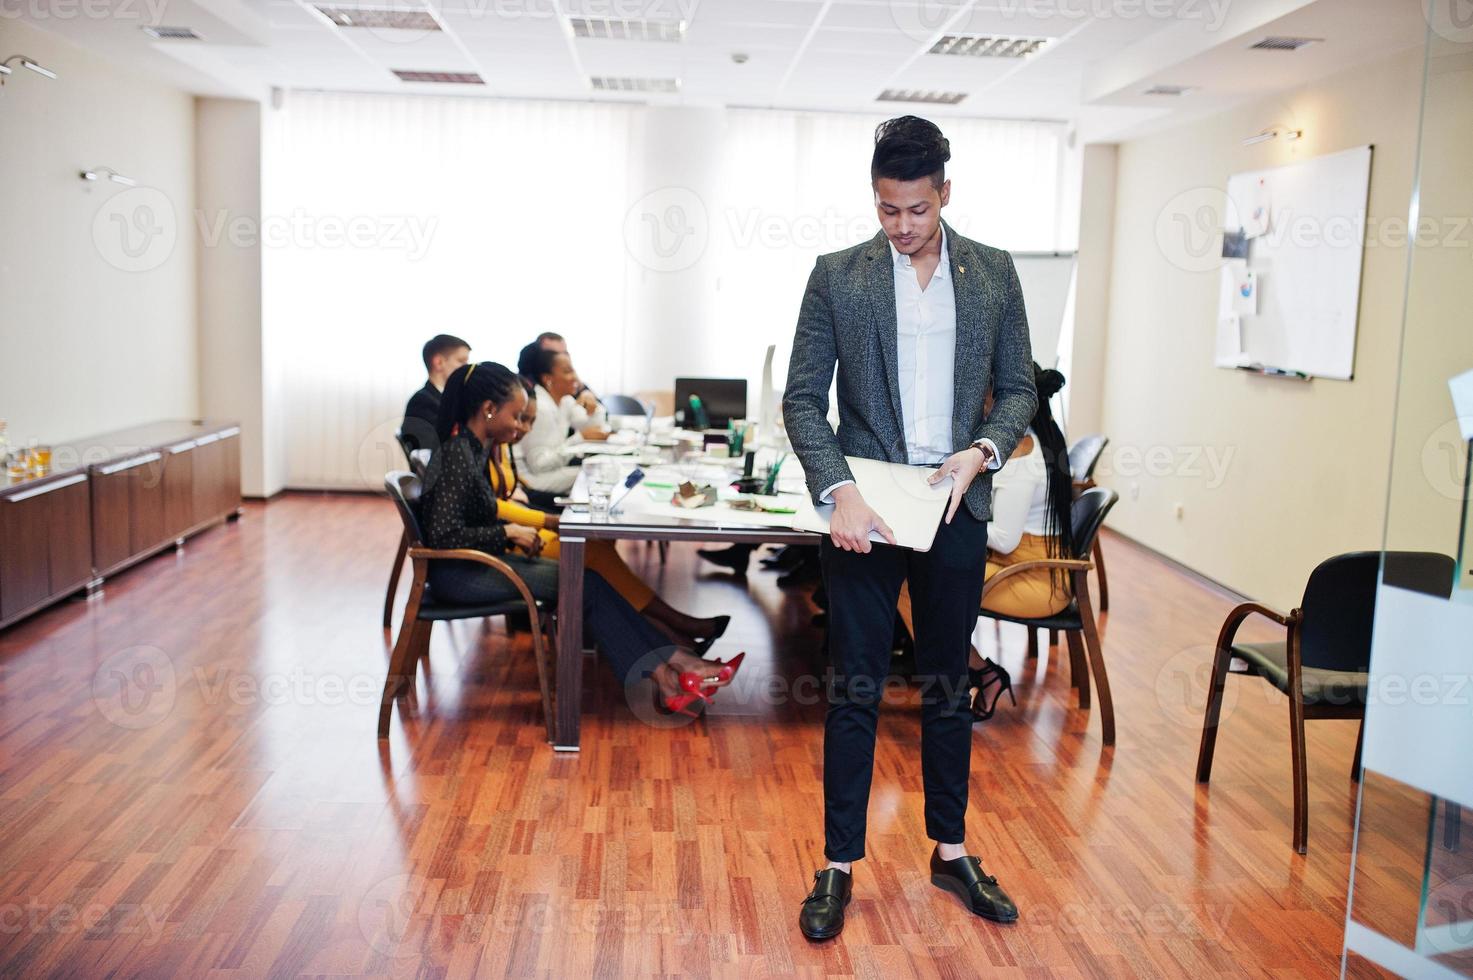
[1342,5,1473,975]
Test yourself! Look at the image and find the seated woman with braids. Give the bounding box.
[898,363,1075,720]
[486,377,730,652]
[419,361,735,704]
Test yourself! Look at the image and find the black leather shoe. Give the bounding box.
[697,546,751,575]
[930,849,1018,922]
[799,868,852,940]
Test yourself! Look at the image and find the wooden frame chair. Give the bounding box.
[379,471,557,741]
[979,487,1120,745]
[1196,550,1454,853]
[382,440,430,628]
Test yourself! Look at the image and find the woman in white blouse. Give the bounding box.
[898,365,1075,719]
[512,344,609,496]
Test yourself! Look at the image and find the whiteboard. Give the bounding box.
[1012,251,1077,367]
[1215,145,1372,380]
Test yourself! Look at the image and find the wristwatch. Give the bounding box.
[969,439,997,467]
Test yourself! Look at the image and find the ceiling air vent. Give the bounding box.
[877,89,967,105]
[1249,36,1321,51]
[1144,84,1195,96]
[318,6,440,31]
[929,35,1048,58]
[590,76,679,93]
[392,70,484,84]
[141,26,202,40]
[571,17,685,42]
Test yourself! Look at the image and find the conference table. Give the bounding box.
[551,445,817,750]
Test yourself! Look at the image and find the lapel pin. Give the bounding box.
[959,265,965,274]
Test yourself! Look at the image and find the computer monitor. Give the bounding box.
[674,377,748,429]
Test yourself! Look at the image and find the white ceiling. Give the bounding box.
[5,0,1428,140]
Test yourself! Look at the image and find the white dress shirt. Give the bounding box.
[820,227,999,503]
[513,385,589,494]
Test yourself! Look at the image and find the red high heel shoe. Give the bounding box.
[660,652,745,717]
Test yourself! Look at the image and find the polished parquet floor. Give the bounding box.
[0,493,1387,977]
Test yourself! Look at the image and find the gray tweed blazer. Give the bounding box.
[782,222,1037,522]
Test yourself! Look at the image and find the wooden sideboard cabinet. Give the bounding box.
[0,420,242,630]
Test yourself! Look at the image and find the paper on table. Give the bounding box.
[790,456,953,552]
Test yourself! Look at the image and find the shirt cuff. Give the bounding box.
[818,479,855,504]
[973,439,1002,471]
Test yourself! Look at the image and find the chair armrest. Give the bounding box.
[982,558,1093,597]
[406,546,542,613]
[1214,601,1300,654]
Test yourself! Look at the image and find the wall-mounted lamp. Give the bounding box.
[80,167,135,186]
[0,55,58,79]
[1243,127,1302,146]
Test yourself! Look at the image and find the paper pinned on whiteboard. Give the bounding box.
[1232,269,1259,316]
[1450,368,1473,442]
[1215,315,1248,367]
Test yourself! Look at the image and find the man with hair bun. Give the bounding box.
[784,115,1036,939]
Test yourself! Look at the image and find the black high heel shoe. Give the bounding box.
[968,660,1015,721]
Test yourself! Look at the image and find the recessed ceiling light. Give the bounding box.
[571,17,685,42]
[141,26,201,40]
[317,6,440,31]
[590,76,679,93]
[392,69,484,84]
[929,35,1049,58]
[1249,36,1322,51]
[877,89,967,105]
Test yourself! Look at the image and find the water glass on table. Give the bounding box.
[586,458,620,522]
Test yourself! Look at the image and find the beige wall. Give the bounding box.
[1095,46,1426,610]
[0,19,197,447]
[197,97,284,498]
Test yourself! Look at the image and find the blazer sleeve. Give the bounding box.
[972,252,1037,464]
[782,258,855,505]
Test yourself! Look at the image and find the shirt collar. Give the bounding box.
[887,225,950,280]
[458,427,487,456]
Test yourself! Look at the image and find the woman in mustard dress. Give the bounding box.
[898,364,1075,719]
[489,379,729,652]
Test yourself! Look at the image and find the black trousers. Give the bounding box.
[820,508,988,862]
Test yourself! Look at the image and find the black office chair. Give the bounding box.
[379,471,556,741]
[1068,434,1110,613]
[1196,550,1454,853]
[383,433,431,629]
[979,487,1120,745]
[602,394,649,416]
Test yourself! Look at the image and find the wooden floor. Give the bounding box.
[0,492,1397,977]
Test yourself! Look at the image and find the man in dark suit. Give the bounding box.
[402,334,471,455]
[783,117,1036,940]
